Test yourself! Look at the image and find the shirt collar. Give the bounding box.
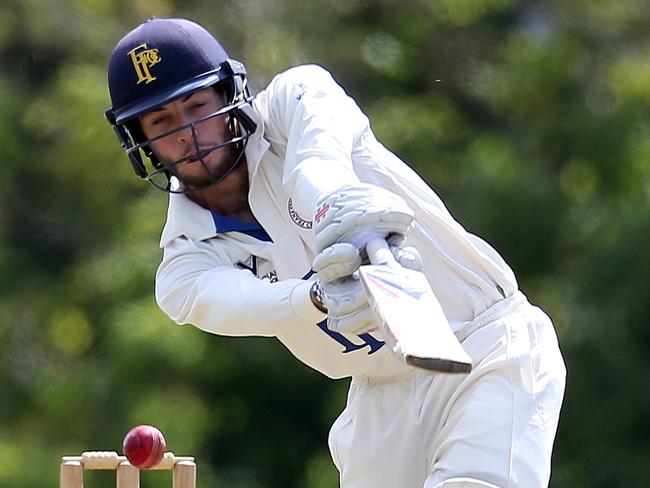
[211,211,272,242]
[159,191,273,247]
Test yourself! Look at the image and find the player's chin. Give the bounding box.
[177,164,228,188]
[177,170,216,188]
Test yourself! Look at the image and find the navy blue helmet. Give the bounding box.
[105,17,257,192]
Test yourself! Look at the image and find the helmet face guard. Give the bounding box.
[105,18,257,193]
[116,96,255,192]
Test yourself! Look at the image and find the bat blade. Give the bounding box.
[359,264,473,374]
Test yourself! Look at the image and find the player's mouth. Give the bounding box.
[185,146,218,165]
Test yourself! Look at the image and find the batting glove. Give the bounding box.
[312,240,423,334]
[313,183,415,252]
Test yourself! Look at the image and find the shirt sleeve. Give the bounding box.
[155,236,326,337]
[259,64,371,221]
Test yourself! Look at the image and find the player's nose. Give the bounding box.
[174,116,195,144]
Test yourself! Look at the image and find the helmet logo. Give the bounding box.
[127,43,161,84]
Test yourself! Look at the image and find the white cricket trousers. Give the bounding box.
[328,292,566,488]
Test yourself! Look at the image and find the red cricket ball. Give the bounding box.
[123,424,167,469]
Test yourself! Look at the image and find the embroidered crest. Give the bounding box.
[128,43,161,84]
[288,198,312,229]
[235,256,278,282]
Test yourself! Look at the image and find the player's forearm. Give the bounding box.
[262,65,368,227]
[285,153,360,219]
[156,251,325,336]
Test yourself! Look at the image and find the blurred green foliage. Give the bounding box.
[0,0,649,486]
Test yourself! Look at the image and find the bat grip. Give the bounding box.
[365,238,398,268]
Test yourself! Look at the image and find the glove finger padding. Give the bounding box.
[390,245,422,271]
[384,233,423,271]
[320,275,376,335]
[312,239,421,280]
[313,183,415,251]
[329,306,376,335]
[312,243,361,283]
[321,275,368,316]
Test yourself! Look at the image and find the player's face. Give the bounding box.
[139,88,235,188]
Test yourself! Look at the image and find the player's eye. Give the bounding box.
[190,102,207,111]
[146,117,172,139]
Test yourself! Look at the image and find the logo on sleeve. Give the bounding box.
[288,198,312,230]
[128,43,161,84]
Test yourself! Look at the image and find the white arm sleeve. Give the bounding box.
[259,65,370,222]
[155,237,325,337]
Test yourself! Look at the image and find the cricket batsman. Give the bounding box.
[105,17,566,488]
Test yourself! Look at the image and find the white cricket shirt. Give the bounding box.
[155,65,518,379]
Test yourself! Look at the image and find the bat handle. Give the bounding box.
[365,238,399,268]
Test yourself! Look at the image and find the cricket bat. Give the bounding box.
[358,238,473,374]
